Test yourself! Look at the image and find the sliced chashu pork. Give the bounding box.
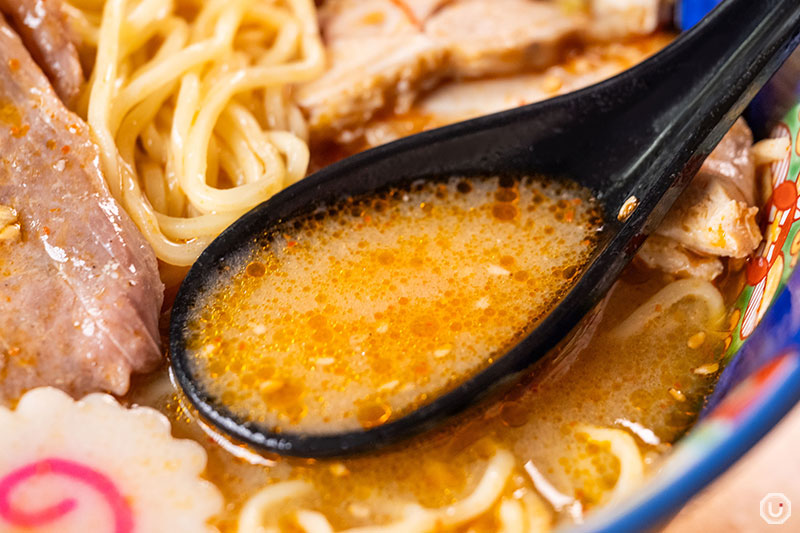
[425,0,584,77]
[300,0,446,141]
[360,34,671,148]
[587,0,665,41]
[637,235,725,280]
[302,0,671,142]
[298,0,585,140]
[0,0,83,106]
[636,119,760,279]
[0,16,163,402]
[652,118,761,260]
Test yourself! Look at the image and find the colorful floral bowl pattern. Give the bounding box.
[727,113,800,358]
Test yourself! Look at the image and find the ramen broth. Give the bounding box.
[185,176,602,432]
[131,265,730,531]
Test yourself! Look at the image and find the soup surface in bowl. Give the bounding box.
[140,265,732,531]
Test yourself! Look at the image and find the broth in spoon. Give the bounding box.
[184,176,602,433]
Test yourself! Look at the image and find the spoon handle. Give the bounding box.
[614,0,800,230]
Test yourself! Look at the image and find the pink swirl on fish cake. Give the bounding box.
[0,458,134,532]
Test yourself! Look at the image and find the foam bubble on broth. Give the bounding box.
[186,176,602,432]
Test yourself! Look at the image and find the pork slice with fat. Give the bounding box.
[358,35,671,148]
[0,16,163,402]
[587,0,665,41]
[299,0,585,141]
[637,235,724,280]
[297,0,446,140]
[654,118,761,260]
[425,0,585,78]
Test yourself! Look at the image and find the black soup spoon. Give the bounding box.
[170,0,800,457]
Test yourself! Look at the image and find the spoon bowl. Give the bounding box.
[170,0,800,457]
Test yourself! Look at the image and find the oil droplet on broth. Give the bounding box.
[187,176,602,433]
[246,261,266,277]
[357,400,392,429]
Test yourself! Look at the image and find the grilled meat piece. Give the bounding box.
[655,118,761,260]
[0,16,163,402]
[298,0,584,140]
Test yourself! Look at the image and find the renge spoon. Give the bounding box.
[170,0,800,457]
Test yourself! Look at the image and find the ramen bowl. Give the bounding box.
[568,45,800,533]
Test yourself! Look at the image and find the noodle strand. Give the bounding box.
[73,0,325,269]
